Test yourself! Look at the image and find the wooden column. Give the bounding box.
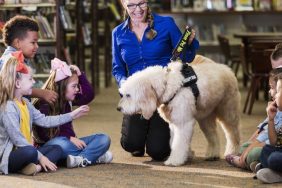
[91,0,99,91]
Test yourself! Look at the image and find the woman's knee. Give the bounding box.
[120,137,144,153]
[146,146,170,161]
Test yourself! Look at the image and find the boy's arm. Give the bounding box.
[268,119,277,145]
[266,101,278,145]
[31,88,58,105]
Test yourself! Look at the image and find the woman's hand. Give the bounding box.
[186,26,196,45]
[70,105,90,119]
[70,65,82,76]
[39,155,57,172]
[70,136,87,149]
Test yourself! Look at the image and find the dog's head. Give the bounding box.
[117,71,160,120]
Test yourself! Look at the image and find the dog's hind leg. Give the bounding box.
[165,120,195,166]
[198,113,220,160]
[217,97,241,157]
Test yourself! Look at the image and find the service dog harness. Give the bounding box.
[164,28,200,105]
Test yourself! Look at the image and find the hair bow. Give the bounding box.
[51,58,72,82]
[12,51,28,74]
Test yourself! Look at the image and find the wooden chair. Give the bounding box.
[217,35,241,76]
[243,42,273,114]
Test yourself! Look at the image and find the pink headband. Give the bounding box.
[51,58,72,82]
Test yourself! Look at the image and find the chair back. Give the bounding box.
[217,35,232,63]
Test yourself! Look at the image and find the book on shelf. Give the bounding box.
[273,0,282,10]
[82,24,92,46]
[235,0,253,11]
[33,14,55,39]
[59,6,73,31]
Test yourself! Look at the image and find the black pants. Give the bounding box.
[8,145,64,173]
[120,111,171,161]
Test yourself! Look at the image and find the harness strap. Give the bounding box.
[164,64,199,105]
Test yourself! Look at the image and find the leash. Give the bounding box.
[165,27,200,105]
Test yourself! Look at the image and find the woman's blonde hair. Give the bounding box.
[0,57,22,110]
[121,0,157,40]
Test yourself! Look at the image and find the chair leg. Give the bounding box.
[248,77,261,115]
[234,62,240,77]
[244,77,254,113]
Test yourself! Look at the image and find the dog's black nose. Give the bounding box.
[117,107,122,111]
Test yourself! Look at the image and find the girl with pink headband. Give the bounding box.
[33,58,113,168]
[0,52,89,175]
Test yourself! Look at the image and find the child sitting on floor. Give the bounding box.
[225,68,282,171]
[0,52,89,175]
[256,73,282,183]
[33,58,113,168]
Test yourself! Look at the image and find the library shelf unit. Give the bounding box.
[158,10,282,62]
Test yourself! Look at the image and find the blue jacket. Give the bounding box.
[112,13,199,87]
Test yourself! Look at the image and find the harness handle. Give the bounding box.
[170,27,192,62]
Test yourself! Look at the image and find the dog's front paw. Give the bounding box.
[164,156,186,166]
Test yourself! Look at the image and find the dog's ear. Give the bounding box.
[140,86,157,120]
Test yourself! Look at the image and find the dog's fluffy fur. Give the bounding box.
[118,55,241,166]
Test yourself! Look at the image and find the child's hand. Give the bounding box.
[70,136,87,149]
[70,65,81,76]
[39,155,57,172]
[70,105,90,119]
[43,90,58,105]
[266,101,277,121]
[186,26,196,45]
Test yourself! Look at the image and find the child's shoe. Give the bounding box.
[257,168,282,183]
[250,161,259,172]
[96,151,113,164]
[20,163,40,176]
[67,155,91,168]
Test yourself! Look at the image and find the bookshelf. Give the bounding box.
[155,0,282,62]
[0,0,66,87]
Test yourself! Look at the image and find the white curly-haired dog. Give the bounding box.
[117,55,241,166]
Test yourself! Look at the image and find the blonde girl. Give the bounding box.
[0,52,89,175]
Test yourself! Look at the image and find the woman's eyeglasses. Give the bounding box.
[127,1,148,10]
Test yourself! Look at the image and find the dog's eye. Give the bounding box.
[126,94,130,98]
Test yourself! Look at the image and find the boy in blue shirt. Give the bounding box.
[0,15,57,104]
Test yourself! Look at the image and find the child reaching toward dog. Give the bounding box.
[0,52,89,175]
[33,58,112,168]
[225,68,282,171]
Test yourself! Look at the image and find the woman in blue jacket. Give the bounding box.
[112,0,199,161]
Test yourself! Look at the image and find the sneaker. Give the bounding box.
[20,163,38,176]
[257,168,282,183]
[96,151,113,164]
[67,155,91,168]
[254,163,263,173]
[250,161,259,172]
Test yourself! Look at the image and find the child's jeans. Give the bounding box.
[43,134,111,164]
[260,144,282,172]
[8,145,64,173]
[239,142,263,167]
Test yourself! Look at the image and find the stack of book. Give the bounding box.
[33,13,55,39]
[59,6,73,31]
